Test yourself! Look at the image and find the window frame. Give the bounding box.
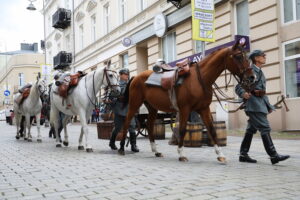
[120,53,129,68]
[91,14,96,42]
[18,73,25,87]
[281,0,300,25]
[119,0,127,24]
[282,37,300,99]
[103,3,110,34]
[162,31,177,63]
[234,0,250,36]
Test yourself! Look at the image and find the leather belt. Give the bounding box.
[251,90,266,97]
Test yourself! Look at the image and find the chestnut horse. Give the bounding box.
[119,40,254,163]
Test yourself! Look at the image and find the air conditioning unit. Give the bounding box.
[53,51,72,70]
[52,8,71,29]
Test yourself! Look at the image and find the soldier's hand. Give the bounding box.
[243,92,251,100]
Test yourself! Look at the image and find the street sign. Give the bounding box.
[4,90,10,96]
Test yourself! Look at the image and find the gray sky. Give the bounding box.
[0,0,43,52]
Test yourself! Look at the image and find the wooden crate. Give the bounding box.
[97,121,122,140]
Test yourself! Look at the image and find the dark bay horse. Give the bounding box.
[119,39,254,163]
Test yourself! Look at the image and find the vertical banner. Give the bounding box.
[41,64,53,85]
[192,0,215,42]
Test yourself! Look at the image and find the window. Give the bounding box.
[79,24,84,49]
[121,53,129,68]
[139,0,147,11]
[195,41,205,54]
[283,38,300,98]
[103,3,110,34]
[18,73,25,87]
[162,32,176,63]
[235,0,249,35]
[282,0,300,23]
[91,15,96,42]
[119,0,127,23]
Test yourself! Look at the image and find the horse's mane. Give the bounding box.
[198,47,228,66]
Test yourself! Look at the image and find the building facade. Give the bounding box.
[44,0,300,131]
[0,43,44,110]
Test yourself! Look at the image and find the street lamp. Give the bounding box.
[27,0,37,11]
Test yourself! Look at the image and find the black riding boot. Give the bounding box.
[239,132,257,163]
[109,129,118,150]
[262,133,290,165]
[130,132,139,152]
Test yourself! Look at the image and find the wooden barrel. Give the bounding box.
[207,121,227,146]
[97,121,122,141]
[201,128,209,146]
[153,120,165,140]
[183,122,203,147]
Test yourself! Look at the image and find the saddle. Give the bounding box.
[15,85,32,105]
[56,71,86,98]
[160,58,190,90]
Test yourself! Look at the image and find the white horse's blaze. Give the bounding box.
[214,144,225,158]
[50,66,119,151]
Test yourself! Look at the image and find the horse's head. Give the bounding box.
[36,78,48,100]
[102,65,120,96]
[226,38,256,91]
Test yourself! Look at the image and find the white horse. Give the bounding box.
[14,77,48,142]
[50,65,119,152]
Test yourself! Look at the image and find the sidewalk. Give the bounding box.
[0,121,299,200]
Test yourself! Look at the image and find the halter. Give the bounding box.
[85,67,118,109]
[36,79,47,100]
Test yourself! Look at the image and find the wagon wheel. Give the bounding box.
[136,116,148,137]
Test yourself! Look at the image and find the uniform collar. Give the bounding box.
[252,64,261,73]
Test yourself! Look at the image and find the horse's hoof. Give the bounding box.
[217,157,227,164]
[37,139,42,143]
[63,141,69,146]
[16,136,20,140]
[78,146,84,150]
[56,144,62,148]
[86,148,93,152]
[24,138,28,140]
[179,157,189,162]
[155,152,163,157]
[27,139,32,142]
[20,134,24,137]
[118,149,125,156]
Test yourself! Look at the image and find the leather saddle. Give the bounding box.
[15,85,32,105]
[56,71,86,98]
[160,58,190,90]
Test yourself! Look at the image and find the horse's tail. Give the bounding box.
[123,77,134,108]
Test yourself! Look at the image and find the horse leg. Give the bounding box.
[50,106,62,147]
[15,114,21,140]
[177,108,190,162]
[78,110,93,152]
[62,115,71,147]
[25,114,32,142]
[198,108,226,163]
[35,113,42,142]
[144,103,162,157]
[78,127,84,150]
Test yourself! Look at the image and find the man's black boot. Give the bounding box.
[239,132,257,163]
[262,133,290,164]
[130,132,139,152]
[109,130,118,150]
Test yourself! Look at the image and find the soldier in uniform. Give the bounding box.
[109,68,139,152]
[235,50,290,164]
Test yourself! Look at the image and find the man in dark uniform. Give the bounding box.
[235,50,290,165]
[109,68,139,152]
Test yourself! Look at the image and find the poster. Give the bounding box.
[192,0,215,42]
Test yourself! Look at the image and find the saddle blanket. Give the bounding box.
[145,72,184,87]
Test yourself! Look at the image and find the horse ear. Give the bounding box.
[232,39,240,50]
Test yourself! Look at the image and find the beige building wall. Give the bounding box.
[0,53,44,110]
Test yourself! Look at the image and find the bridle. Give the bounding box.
[36,80,47,100]
[85,67,119,108]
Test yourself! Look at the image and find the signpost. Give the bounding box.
[4,90,10,96]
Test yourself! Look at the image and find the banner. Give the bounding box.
[191,0,215,42]
[41,64,53,85]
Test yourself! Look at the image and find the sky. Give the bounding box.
[0,0,43,52]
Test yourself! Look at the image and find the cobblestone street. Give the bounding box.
[0,121,299,200]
